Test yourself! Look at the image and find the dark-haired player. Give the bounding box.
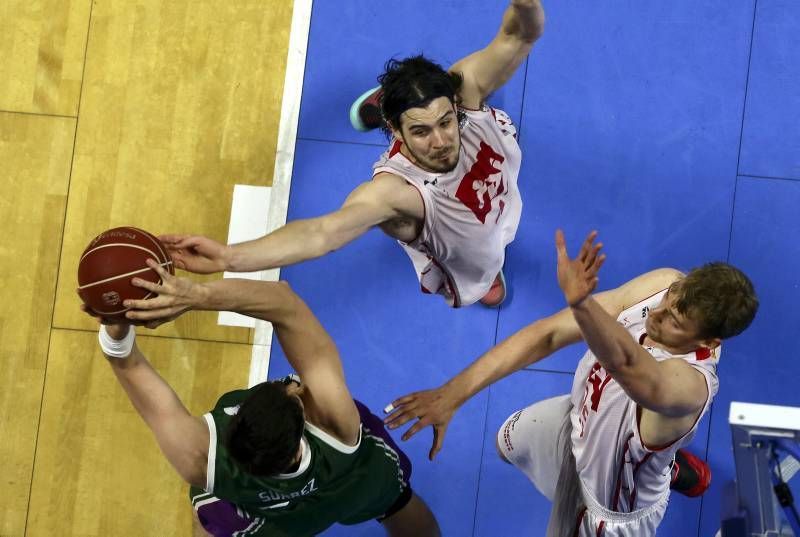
[384,230,758,535]
[156,0,545,307]
[89,265,440,537]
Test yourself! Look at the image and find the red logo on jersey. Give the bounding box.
[455,142,505,223]
[578,362,613,438]
[587,362,613,411]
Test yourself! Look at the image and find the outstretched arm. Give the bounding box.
[126,270,361,445]
[555,230,707,418]
[97,323,209,488]
[385,242,683,460]
[162,174,420,274]
[384,292,613,460]
[451,0,545,108]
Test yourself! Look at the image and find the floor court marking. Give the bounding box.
[219,184,273,330]
[245,0,313,388]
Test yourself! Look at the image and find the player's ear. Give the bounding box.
[386,119,402,139]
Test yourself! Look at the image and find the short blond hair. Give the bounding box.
[672,262,758,339]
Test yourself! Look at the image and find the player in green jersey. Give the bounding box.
[87,260,440,536]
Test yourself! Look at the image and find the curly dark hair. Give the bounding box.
[224,381,305,476]
[377,54,463,136]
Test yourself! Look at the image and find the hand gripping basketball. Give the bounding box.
[158,234,230,274]
[124,258,205,325]
[77,226,175,321]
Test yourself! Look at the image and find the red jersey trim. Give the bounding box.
[639,332,713,361]
[612,433,634,511]
[628,451,654,510]
[572,507,588,537]
[429,256,461,308]
[596,520,606,536]
[388,139,403,157]
[695,347,712,361]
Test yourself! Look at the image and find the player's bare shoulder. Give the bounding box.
[595,268,685,318]
[617,268,685,310]
[372,171,425,242]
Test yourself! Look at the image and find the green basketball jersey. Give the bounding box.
[189,380,406,536]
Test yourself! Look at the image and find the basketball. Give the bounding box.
[77,226,174,321]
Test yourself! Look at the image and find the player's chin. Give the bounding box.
[428,157,458,173]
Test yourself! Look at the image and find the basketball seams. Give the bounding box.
[130,227,171,266]
[79,242,161,264]
[78,227,174,320]
[128,228,175,290]
[131,229,175,292]
[77,262,173,290]
[79,227,172,268]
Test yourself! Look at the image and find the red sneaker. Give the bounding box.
[670,449,711,497]
[349,86,384,132]
[479,271,507,307]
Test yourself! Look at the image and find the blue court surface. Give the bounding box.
[270,1,800,535]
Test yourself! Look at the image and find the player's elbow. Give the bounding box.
[512,1,545,43]
[270,281,310,325]
[525,16,545,43]
[301,218,330,258]
[273,280,301,309]
[509,23,542,47]
[536,321,560,356]
[655,267,687,282]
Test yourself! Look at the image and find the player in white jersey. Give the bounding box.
[368,98,522,306]
[384,230,758,536]
[148,0,545,308]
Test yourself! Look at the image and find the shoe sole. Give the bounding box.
[349,86,382,132]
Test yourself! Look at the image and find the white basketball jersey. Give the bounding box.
[372,106,522,306]
[569,289,720,513]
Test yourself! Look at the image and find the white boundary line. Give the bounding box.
[219,184,273,328]
[248,0,314,388]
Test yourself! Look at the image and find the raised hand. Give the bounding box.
[384,385,460,461]
[159,234,230,274]
[123,258,206,325]
[555,229,606,307]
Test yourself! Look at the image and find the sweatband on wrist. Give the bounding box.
[99,325,136,359]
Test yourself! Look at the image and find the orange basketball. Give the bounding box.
[77,226,174,321]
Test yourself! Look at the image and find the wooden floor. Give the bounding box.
[1,1,293,535]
